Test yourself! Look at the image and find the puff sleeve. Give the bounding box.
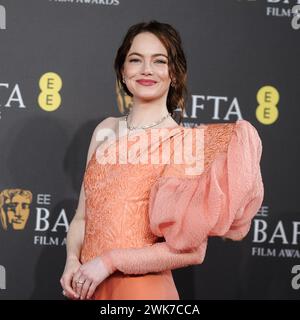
[149,119,264,252]
[100,119,264,275]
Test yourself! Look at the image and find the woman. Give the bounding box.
[60,20,264,300]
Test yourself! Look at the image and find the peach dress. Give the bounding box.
[80,119,264,300]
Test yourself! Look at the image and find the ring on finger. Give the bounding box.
[76,279,85,285]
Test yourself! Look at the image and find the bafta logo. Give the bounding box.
[116,79,133,115]
[0,189,33,231]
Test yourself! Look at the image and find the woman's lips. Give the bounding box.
[136,80,157,86]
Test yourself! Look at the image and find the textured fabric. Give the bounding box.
[80,119,264,299]
[148,119,264,251]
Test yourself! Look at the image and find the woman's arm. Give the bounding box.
[61,183,86,299]
[61,117,115,298]
[101,240,206,275]
[65,184,86,261]
[72,239,205,300]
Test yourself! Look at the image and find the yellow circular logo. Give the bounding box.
[256,85,279,125]
[38,72,62,112]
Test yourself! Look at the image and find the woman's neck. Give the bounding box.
[128,105,169,128]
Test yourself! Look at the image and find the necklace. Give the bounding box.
[125,111,171,131]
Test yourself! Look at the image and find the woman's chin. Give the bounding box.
[133,94,160,101]
[132,90,166,101]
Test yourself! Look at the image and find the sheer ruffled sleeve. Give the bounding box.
[149,119,264,252]
[100,119,264,275]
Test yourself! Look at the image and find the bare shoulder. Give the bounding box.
[95,116,117,131]
[87,117,116,152]
[96,116,127,130]
[92,116,126,145]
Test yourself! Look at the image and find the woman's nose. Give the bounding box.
[141,61,153,75]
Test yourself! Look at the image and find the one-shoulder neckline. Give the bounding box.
[105,125,185,145]
[92,125,187,163]
[91,121,240,165]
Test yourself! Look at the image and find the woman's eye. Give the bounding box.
[128,59,167,64]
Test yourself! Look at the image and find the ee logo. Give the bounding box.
[256,85,279,125]
[38,72,62,112]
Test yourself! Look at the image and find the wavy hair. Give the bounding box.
[114,20,188,124]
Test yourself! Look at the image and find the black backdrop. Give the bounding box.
[0,0,300,299]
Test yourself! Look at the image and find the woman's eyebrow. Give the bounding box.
[128,52,168,58]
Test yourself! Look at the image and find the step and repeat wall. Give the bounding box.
[0,0,299,299]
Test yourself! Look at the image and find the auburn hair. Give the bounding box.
[114,20,188,124]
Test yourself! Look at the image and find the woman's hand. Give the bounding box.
[72,255,116,300]
[60,256,81,299]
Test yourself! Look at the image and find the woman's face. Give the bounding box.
[122,32,172,102]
